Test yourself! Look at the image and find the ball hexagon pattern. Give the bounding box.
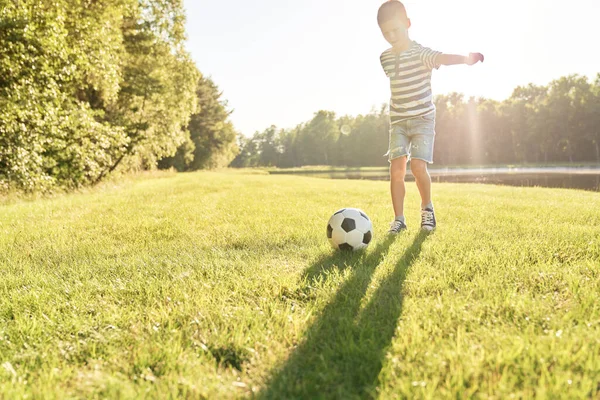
[327,208,373,251]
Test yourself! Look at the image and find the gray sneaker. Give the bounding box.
[421,208,436,231]
[388,219,407,234]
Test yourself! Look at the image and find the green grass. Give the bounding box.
[1,170,599,399]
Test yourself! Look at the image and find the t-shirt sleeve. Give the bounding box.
[418,45,442,70]
[380,52,392,77]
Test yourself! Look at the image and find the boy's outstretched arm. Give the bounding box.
[438,52,484,66]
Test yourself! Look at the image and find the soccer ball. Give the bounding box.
[327,208,373,251]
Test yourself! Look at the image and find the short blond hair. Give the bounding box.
[377,1,407,25]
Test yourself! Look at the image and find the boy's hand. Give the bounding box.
[438,53,484,66]
[466,52,484,65]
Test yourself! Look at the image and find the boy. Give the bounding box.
[377,0,484,233]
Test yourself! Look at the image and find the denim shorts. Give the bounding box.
[385,111,436,163]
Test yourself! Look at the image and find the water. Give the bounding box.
[289,167,600,192]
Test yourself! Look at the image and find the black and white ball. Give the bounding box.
[327,208,373,251]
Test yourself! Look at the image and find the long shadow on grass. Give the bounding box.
[259,231,429,399]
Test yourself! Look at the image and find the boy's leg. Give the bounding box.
[407,113,436,230]
[407,113,435,209]
[410,159,431,208]
[411,159,436,230]
[387,122,410,223]
[390,156,408,217]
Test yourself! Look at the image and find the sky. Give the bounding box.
[183,0,600,136]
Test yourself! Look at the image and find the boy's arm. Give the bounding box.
[438,52,484,66]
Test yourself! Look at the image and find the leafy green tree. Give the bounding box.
[230,134,261,168]
[434,93,467,165]
[256,126,282,167]
[159,77,239,171]
[340,107,389,167]
[0,1,130,190]
[0,0,201,191]
[98,0,199,179]
[188,78,239,170]
[277,128,300,168]
[295,111,340,165]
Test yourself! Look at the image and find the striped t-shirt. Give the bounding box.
[380,41,442,125]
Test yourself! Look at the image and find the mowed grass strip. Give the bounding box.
[0,170,599,399]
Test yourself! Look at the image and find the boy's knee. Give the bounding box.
[390,157,407,181]
[410,159,428,175]
[390,169,406,182]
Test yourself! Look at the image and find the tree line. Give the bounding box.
[1,0,237,192]
[232,74,600,168]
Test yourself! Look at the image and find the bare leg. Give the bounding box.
[410,159,432,208]
[390,157,408,217]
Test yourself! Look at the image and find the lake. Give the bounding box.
[286,167,600,192]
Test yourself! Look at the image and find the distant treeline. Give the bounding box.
[232,74,600,168]
[1,0,237,192]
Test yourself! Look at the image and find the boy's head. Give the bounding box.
[377,1,411,48]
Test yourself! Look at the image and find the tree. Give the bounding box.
[189,78,239,170]
[296,111,340,165]
[98,0,199,179]
[230,134,260,168]
[0,0,200,191]
[160,77,239,171]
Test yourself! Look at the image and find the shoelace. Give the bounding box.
[421,210,435,226]
[389,220,405,231]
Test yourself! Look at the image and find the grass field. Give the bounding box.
[1,170,599,399]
